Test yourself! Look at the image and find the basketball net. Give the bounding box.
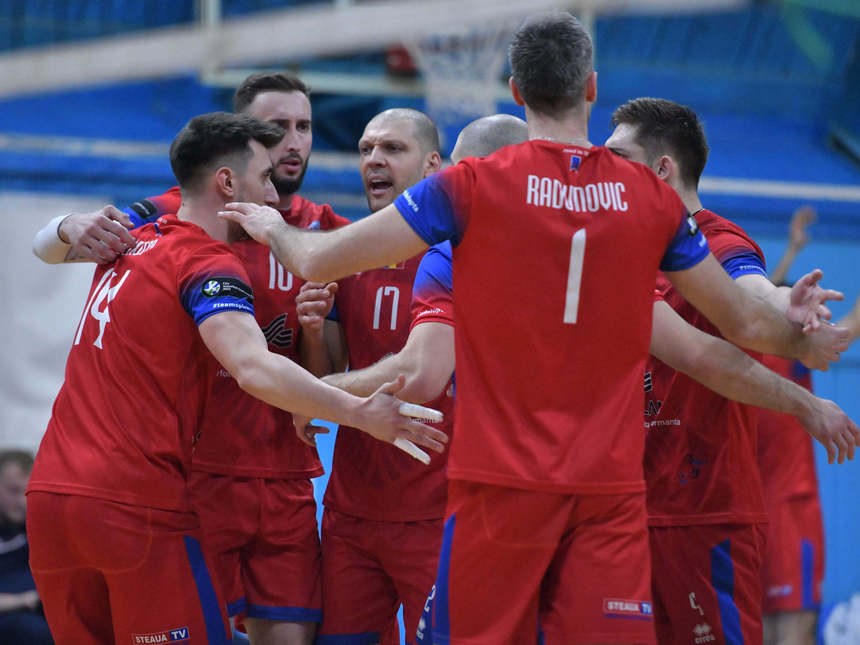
[404,19,518,144]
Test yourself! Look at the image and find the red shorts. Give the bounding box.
[26,491,231,645]
[649,523,767,645]
[316,508,443,645]
[188,473,322,623]
[421,481,655,645]
[761,495,824,614]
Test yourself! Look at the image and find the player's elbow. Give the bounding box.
[231,361,271,402]
[402,372,449,404]
[718,315,769,352]
[293,250,336,284]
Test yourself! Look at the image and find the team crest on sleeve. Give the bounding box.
[201,277,254,303]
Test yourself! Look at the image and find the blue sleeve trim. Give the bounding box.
[327,300,340,322]
[393,174,459,246]
[720,252,767,279]
[413,241,453,300]
[661,215,710,272]
[181,275,255,325]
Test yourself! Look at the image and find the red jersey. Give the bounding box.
[127,188,351,478]
[644,209,770,526]
[323,251,455,522]
[394,141,709,494]
[28,216,255,511]
[757,355,819,501]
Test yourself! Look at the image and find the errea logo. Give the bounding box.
[693,623,715,643]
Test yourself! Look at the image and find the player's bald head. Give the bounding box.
[365,108,440,155]
[509,11,593,118]
[451,114,528,164]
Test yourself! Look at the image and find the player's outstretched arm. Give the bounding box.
[32,206,136,264]
[651,300,859,464]
[296,281,339,377]
[324,322,454,402]
[665,253,849,370]
[218,201,428,283]
[199,310,447,457]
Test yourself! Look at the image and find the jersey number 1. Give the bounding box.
[564,229,586,324]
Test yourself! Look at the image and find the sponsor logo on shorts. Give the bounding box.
[693,623,715,643]
[767,584,793,597]
[603,598,653,620]
[132,627,190,643]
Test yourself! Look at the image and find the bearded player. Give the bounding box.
[604,97,852,645]
[26,112,445,645]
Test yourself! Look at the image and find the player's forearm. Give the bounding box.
[737,274,792,316]
[668,335,813,417]
[323,354,404,399]
[235,350,370,428]
[298,329,332,378]
[32,214,72,263]
[836,300,860,343]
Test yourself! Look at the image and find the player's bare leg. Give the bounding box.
[244,617,316,645]
[763,611,817,645]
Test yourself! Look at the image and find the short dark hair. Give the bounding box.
[509,11,593,118]
[611,97,709,189]
[233,72,309,113]
[0,450,33,473]
[169,112,285,193]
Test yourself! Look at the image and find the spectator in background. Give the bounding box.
[769,205,817,288]
[0,450,53,644]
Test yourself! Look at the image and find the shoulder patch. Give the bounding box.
[129,199,159,220]
[686,213,699,236]
[201,277,253,303]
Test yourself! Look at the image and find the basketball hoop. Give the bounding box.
[403,19,519,146]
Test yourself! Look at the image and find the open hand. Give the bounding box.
[800,397,860,464]
[60,205,136,263]
[787,269,843,332]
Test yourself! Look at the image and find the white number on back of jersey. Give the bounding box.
[268,251,294,292]
[73,267,131,349]
[373,286,400,330]
[563,229,586,324]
